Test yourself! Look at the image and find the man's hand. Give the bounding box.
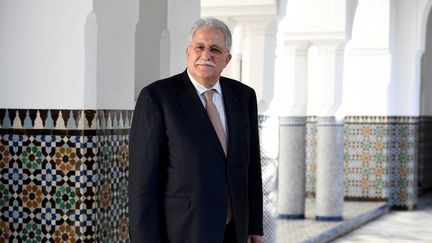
[247,235,263,243]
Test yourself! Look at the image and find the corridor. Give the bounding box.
[334,191,432,242]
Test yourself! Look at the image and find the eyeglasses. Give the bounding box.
[189,45,226,56]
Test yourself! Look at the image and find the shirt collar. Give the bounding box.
[187,69,222,95]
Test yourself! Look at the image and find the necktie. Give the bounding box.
[202,89,232,223]
[202,89,228,155]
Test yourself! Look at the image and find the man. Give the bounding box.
[129,17,263,243]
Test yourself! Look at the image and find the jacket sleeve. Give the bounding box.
[129,87,165,243]
[247,89,264,236]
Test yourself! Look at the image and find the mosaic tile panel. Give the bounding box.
[97,132,129,243]
[1,108,424,242]
[305,116,419,208]
[0,133,94,242]
[0,109,131,242]
[305,116,317,196]
[344,117,418,208]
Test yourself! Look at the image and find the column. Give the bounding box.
[274,40,309,219]
[238,16,277,113]
[314,42,345,221]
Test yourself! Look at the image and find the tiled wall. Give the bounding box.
[0,110,276,242]
[0,110,428,241]
[306,116,419,208]
[0,109,131,242]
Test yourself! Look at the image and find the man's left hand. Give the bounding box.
[247,235,263,243]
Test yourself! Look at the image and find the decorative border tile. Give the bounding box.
[0,109,133,130]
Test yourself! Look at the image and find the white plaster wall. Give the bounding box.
[339,0,393,116]
[283,0,351,38]
[94,0,139,110]
[0,0,92,109]
[135,0,167,99]
[84,13,98,109]
[388,0,421,116]
[168,0,200,75]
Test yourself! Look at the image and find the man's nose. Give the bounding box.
[201,48,212,59]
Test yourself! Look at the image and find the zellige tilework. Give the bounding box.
[0,109,131,242]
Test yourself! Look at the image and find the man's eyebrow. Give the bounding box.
[192,42,222,48]
[210,44,223,49]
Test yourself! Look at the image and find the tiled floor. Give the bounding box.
[275,198,389,243]
[333,192,432,243]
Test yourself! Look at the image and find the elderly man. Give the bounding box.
[129,17,263,243]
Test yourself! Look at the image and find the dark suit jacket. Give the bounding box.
[128,70,263,243]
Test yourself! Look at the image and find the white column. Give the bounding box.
[314,42,346,221]
[274,40,309,219]
[274,0,355,221]
[220,19,242,81]
[314,43,345,117]
[272,41,309,117]
[238,17,277,114]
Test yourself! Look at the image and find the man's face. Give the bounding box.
[186,27,232,88]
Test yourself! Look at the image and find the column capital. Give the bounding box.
[227,15,278,37]
[312,40,347,51]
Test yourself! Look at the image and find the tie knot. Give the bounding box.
[203,89,215,103]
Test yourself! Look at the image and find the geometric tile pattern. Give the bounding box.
[0,109,131,242]
[258,115,279,243]
[305,116,317,196]
[97,132,129,243]
[306,116,419,208]
[344,116,418,208]
[0,133,94,242]
[0,108,423,242]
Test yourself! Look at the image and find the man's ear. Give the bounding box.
[224,53,232,67]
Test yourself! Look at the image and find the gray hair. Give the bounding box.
[188,17,232,52]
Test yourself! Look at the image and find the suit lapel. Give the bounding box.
[176,71,226,157]
[220,78,241,160]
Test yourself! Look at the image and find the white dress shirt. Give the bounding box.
[187,70,228,136]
